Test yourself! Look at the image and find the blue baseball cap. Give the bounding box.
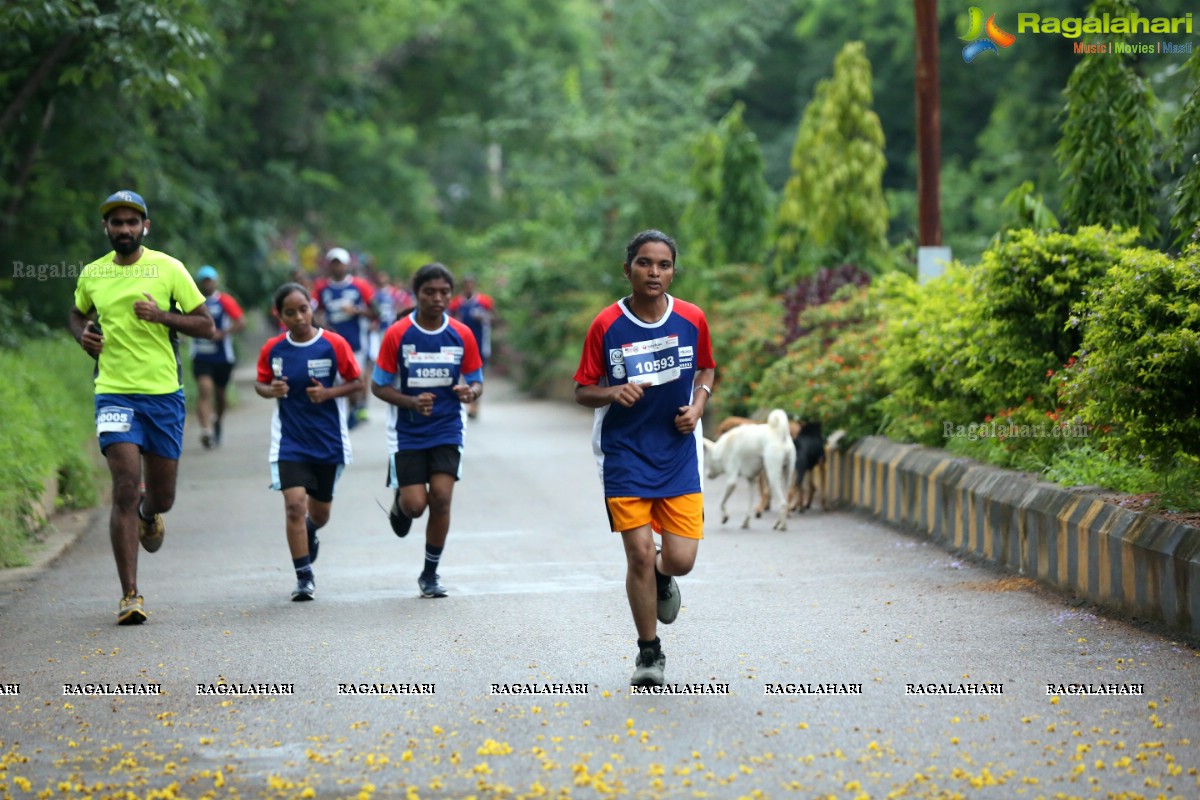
[100,190,148,218]
[195,265,218,281]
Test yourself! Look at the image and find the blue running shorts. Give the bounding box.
[94,391,186,460]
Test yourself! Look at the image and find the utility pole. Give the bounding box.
[914,0,948,281]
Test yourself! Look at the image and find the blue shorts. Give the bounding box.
[95,392,186,460]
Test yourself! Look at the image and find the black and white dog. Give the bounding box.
[789,422,843,511]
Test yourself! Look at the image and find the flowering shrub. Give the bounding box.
[780,263,872,346]
[750,286,885,444]
[707,289,783,418]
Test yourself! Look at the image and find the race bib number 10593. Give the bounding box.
[622,335,681,386]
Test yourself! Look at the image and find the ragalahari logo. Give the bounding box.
[959,7,1016,62]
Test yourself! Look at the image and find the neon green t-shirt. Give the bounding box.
[73,248,207,395]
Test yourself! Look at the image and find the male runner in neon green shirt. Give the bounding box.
[69,190,215,625]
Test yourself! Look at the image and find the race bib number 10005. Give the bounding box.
[96,406,134,434]
[622,335,681,386]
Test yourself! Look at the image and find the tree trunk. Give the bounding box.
[0,33,78,140]
[914,0,942,246]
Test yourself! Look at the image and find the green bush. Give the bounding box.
[876,227,1131,451]
[707,285,783,419]
[750,286,885,444]
[963,226,1134,411]
[874,266,985,445]
[1058,242,1200,468]
[0,336,102,566]
[500,255,610,397]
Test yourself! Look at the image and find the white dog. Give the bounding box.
[703,408,796,531]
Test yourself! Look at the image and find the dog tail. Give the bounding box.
[766,409,791,444]
[826,429,847,451]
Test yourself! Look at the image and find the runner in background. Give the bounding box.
[313,247,376,428]
[448,275,495,419]
[367,269,414,373]
[190,265,245,449]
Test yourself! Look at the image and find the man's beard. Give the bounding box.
[109,229,144,256]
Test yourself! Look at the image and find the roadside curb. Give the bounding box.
[0,507,101,592]
[827,436,1200,638]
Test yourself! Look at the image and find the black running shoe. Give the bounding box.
[306,517,320,564]
[389,491,412,537]
[417,573,448,598]
[292,575,315,601]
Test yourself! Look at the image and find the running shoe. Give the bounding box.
[657,575,680,624]
[138,511,165,553]
[631,645,666,687]
[306,517,320,564]
[292,576,316,601]
[654,546,680,624]
[213,418,223,446]
[356,407,369,424]
[417,573,448,598]
[200,430,215,450]
[389,491,412,537]
[117,593,147,625]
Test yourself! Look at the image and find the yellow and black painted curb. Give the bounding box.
[826,436,1200,637]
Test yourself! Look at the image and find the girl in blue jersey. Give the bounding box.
[371,263,483,599]
[574,230,716,688]
[255,283,363,601]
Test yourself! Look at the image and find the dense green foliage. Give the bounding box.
[4,0,1200,544]
[0,334,99,566]
[1058,243,1200,468]
[1055,0,1160,241]
[715,103,771,267]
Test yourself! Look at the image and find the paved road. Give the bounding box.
[1,376,1198,799]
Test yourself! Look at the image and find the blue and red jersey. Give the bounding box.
[448,291,495,361]
[256,329,361,465]
[574,295,716,498]
[313,276,375,353]
[372,313,483,453]
[191,291,244,364]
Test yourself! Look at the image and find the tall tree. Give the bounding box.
[679,129,725,275]
[773,41,888,284]
[1168,47,1200,243]
[717,102,770,265]
[1055,0,1159,241]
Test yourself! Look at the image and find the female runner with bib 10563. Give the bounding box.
[371,263,483,599]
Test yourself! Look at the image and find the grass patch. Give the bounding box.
[0,336,103,567]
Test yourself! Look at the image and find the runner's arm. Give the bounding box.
[68,306,103,357]
[133,295,216,340]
